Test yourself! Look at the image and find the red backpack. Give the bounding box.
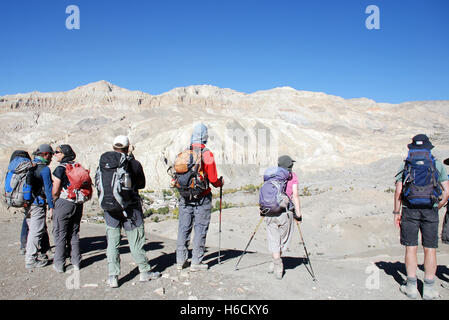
[60,163,93,204]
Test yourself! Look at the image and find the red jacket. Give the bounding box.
[191,143,223,196]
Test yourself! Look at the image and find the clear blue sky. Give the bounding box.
[1,0,448,103]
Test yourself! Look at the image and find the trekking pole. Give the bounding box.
[218,176,223,264]
[234,215,265,271]
[295,220,317,281]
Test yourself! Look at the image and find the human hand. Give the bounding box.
[293,212,302,222]
[394,213,401,228]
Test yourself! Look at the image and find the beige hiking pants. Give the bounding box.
[265,210,294,254]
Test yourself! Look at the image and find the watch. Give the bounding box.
[392,211,400,215]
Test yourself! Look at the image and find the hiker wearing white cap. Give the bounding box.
[25,144,55,269]
[96,135,160,288]
[393,134,449,299]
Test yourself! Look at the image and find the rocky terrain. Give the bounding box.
[1,81,449,301]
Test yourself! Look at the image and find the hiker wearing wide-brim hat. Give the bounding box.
[407,134,435,150]
[264,155,302,280]
[24,143,55,269]
[393,134,449,300]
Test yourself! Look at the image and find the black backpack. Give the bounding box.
[95,151,133,218]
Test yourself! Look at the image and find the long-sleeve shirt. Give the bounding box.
[191,143,223,196]
[32,158,54,209]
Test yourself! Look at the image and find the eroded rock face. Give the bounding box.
[1,80,448,190]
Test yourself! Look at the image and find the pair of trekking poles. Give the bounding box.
[232,211,317,282]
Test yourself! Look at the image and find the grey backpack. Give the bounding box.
[95,151,133,219]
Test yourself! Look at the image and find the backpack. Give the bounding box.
[172,146,209,201]
[4,156,33,208]
[401,149,442,208]
[59,162,93,204]
[95,151,133,218]
[259,166,291,215]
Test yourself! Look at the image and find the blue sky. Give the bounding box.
[0,0,448,103]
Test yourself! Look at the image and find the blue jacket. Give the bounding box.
[32,158,54,209]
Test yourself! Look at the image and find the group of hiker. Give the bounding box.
[3,125,449,299]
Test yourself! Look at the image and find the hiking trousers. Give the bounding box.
[176,194,212,265]
[25,205,49,264]
[20,212,50,252]
[105,205,151,276]
[52,198,83,268]
[265,210,294,254]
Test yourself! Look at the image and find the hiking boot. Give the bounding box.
[400,277,418,299]
[25,259,48,269]
[53,263,65,274]
[190,262,209,272]
[107,275,118,288]
[423,278,440,300]
[139,271,161,282]
[273,258,283,280]
[176,261,189,270]
[38,253,49,264]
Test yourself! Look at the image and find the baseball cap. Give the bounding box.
[278,155,296,170]
[113,135,129,148]
[36,144,54,154]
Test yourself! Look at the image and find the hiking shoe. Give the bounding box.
[400,278,418,299]
[19,248,26,255]
[38,253,49,263]
[274,258,283,280]
[176,261,189,270]
[139,271,161,282]
[53,263,65,274]
[107,275,118,288]
[423,279,440,300]
[190,263,209,272]
[25,259,48,269]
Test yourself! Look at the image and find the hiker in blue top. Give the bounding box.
[25,144,55,269]
[393,134,449,300]
[7,150,50,257]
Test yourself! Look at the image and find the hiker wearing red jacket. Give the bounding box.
[176,123,224,272]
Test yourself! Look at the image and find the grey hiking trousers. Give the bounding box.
[52,198,83,268]
[176,194,212,265]
[25,205,49,264]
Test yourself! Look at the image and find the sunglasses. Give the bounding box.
[54,151,62,154]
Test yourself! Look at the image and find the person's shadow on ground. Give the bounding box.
[376,261,449,297]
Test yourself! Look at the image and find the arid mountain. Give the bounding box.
[1,80,448,190]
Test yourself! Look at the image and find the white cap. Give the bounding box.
[113,135,129,148]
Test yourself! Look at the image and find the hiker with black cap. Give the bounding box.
[393,134,449,299]
[96,135,161,288]
[174,123,224,272]
[51,144,90,273]
[265,155,302,279]
[6,150,50,256]
[25,144,55,269]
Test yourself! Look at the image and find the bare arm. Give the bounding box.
[52,176,62,199]
[292,183,301,218]
[393,181,402,228]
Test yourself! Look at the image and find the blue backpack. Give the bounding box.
[401,149,442,208]
[4,156,33,208]
[259,167,291,215]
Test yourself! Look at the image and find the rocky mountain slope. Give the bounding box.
[1,80,448,191]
